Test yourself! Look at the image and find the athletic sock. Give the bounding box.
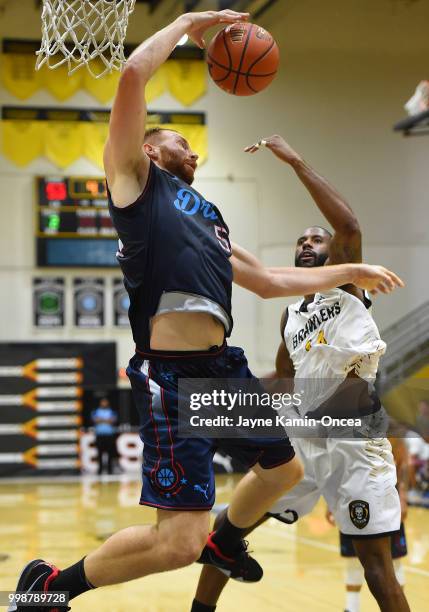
[211,514,246,556]
[190,599,216,612]
[49,558,95,601]
[345,590,360,612]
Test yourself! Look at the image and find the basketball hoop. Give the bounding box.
[36,0,136,79]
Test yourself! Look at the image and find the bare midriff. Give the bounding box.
[150,311,225,351]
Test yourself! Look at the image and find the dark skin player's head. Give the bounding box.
[295,226,333,268]
[143,128,198,185]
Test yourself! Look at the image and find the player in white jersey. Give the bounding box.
[191,135,410,612]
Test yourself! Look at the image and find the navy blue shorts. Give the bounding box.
[127,344,295,511]
[340,522,407,559]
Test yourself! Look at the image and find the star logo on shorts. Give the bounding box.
[349,500,370,529]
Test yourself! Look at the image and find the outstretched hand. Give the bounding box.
[353,264,405,295]
[244,134,302,165]
[180,10,249,49]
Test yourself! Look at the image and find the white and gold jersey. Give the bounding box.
[284,288,386,414]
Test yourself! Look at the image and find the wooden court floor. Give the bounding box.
[1,474,428,611]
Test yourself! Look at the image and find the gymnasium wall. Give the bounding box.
[0,0,428,374]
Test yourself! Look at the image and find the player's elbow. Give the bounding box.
[122,58,151,85]
[341,218,361,237]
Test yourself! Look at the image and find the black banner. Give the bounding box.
[0,342,116,477]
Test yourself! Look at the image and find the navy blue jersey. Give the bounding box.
[108,162,233,352]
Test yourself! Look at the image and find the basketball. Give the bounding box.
[207,22,280,96]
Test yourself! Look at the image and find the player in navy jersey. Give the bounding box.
[8,11,404,612]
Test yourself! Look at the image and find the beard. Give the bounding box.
[162,151,195,185]
[295,250,329,268]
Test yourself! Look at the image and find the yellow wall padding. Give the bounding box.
[1,117,208,169]
[1,119,43,166]
[1,54,206,106]
[44,121,85,167]
[1,54,42,100]
[165,60,207,107]
[82,60,121,103]
[82,122,110,167]
[39,63,82,101]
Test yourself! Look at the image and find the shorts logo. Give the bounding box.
[151,461,186,498]
[156,468,177,488]
[193,482,210,500]
[349,500,370,529]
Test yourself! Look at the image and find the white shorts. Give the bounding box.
[269,437,401,537]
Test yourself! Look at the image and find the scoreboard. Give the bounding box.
[36,177,118,267]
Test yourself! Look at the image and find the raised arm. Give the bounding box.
[231,243,403,297]
[245,134,362,264]
[104,9,249,207]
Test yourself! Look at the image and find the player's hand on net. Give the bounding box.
[244,134,302,165]
[180,10,249,49]
[353,264,405,295]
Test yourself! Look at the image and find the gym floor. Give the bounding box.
[1,474,428,611]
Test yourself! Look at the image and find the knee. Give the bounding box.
[362,557,399,597]
[163,532,206,569]
[363,563,384,591]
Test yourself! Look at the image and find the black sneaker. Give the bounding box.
[197,532,263,582]
[7,559,70,612]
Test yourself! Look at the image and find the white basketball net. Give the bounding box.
[36,0,137,78]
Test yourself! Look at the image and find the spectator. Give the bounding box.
[91,398,118,475]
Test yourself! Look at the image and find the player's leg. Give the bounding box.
[352,536,409,612]
[196,346,303,579]
[226,457,303,529]
[344,557,364,612]
[191,509,267,612]
[8,510,209,612]
[339,531,364,612]
[197,456,302,582]
[198,440,302,566]
[192,494,310,612]
[391,522,407,590]
[193,442,319,610]
[393,559,405,590]
[326,438,410,612]
[83,508,210,585]
[340,520,407,612]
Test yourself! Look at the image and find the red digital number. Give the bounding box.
[45,181,67,201]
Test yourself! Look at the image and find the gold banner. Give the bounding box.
[1,54,206,106]
[1,54,41,100]
[1,119,207,169]
[165,60,207,107]
[1,120,43,166]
